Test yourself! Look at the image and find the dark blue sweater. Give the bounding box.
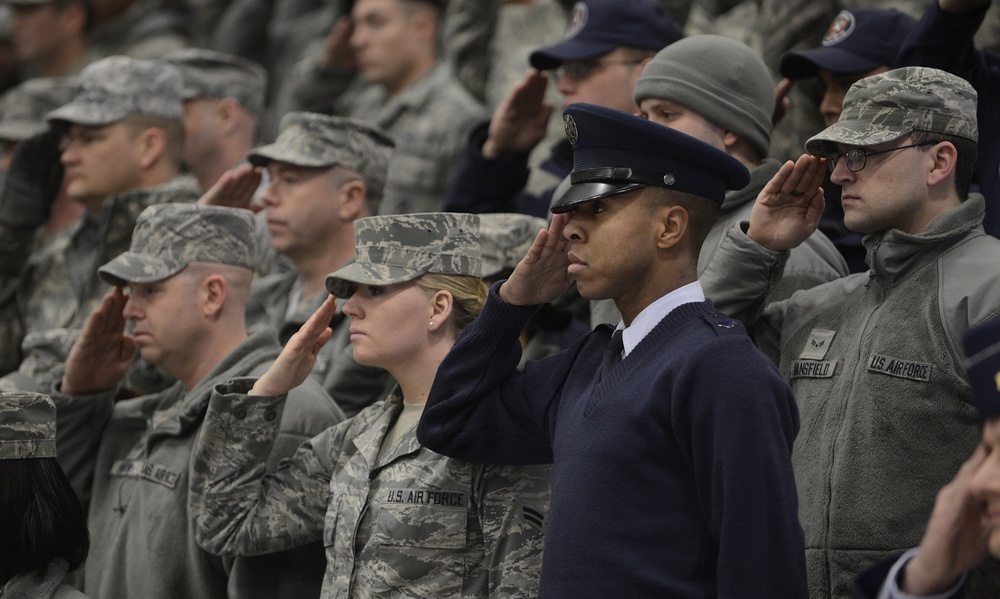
[418,285,808,598]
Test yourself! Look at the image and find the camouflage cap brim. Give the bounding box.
[0,392,57,460]
[98,252,187,287]
[0,120,47,141]
[47,98,132,127]
[0,437,56,459]
[805,121,911,154]
[247,143,337,169]
[325,261,430,298]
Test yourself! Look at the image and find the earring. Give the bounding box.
[428,321,434,328]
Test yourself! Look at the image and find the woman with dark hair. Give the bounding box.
[0,392,90,599]
[188,213,551,598]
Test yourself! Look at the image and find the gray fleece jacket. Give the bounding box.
[702,195,1000,599]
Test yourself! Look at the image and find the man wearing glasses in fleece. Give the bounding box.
[698,65,1000,599]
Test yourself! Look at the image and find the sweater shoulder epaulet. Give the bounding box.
[698,310,748,338]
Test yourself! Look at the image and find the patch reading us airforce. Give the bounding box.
[800,329,836,360]
[867,354,932,382]
[790,360,837,379]
[384,488,467,509]
[110,459,181,489]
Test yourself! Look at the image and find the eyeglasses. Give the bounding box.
[552,59,646,83]
[825,141,935,173]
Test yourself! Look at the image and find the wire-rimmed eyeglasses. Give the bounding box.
[824,141,935,173]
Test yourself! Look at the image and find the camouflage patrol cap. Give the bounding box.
[325,213,482,297]
[805,66,978,154]
[248,112,395,184]
[478,213,547,279]
[0,392,56,460]
[98,203,256,286]
[0,76,77,141]
[46,56,184,126]
[163,48,267,116]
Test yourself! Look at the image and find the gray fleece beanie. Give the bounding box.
[633,35,774,159]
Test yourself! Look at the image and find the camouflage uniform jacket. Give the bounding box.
[191,381,551,598]
[0,174,200,391]
[50,329,344,599]
[699,195,1000,599]
[245,270,392,417]
[287,62,487,215]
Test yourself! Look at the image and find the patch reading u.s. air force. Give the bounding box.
[790,360,837,379]
[867,354,932,382]
[110,459,181,489]
[800,329,836,360]
[384,488,467,509]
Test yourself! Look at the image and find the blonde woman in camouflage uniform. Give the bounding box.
[189,213,551,598]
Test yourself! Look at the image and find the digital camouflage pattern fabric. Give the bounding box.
[325,213,482,298]
[477,213,547,279]
[0,392,56,459]
[46,56,184,126]
[248,111,395,180]
[0,77,78,141]
[164,48,268,116]
[190,380,551,598]
[806,66,978,153]
[97,203,256,286]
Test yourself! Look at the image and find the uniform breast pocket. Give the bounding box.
[371,504,469,597]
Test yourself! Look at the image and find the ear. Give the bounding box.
[426,289,453,332]
[926,141,958,188]
[409,7,437,42]
[722,130,740,152]
[58,1,87,34]
[136,127,166,170]
[200,274,228,318]
[338,179,368,220]
[654,204,688,251]
[215,98,241,133]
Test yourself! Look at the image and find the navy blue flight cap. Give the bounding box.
[552,103,751,214]
[963,319,1000,421]
[529,0,682,71]
[780,9,916,79]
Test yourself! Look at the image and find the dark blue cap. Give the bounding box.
[529,0,682,71]
[964,319,1000,421]
[780,9,917,79]
[552,103,751,214]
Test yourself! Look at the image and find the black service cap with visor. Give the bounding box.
[551,103,751,214]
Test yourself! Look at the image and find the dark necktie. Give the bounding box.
[600,329,625,376]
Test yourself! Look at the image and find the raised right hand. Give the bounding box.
[747,154,827,251]
[250,295,336,397]
[499,213,572,306]
[902,444,991,594]
[197,163,263,212]
[61,287,137,395]
[482,69,554,159]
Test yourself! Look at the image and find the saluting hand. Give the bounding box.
[482,69,554,159]
[902,444,991,595]
[250,295,336,397]
[499,213,572,307]
[747,154,826,251]
[61,287,137,395]
[197,163,263,212]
